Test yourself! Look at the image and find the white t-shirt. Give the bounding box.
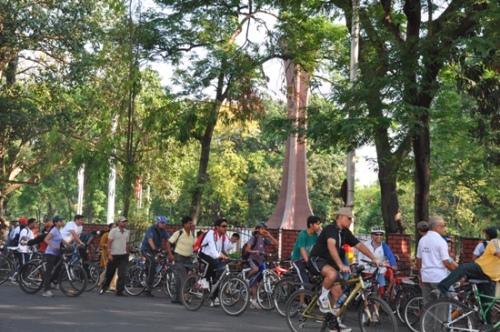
[17,228,34,253]
[417,231,450,283]
[61,221,83,244]
[358,240,387,274]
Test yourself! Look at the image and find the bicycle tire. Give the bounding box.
[164,268,178,299]
[220,276,250,316]
[124,265,145,296]
[286,289,328,332]
[403,293,423,332]
[18,261,44,294]
[0,256,13,285]
[419,297,479,332]
[257,272,280,310]
[59,265,88,297]
[180,274,206,311]
[273,277,300,317]
[395,285,420,323]
[358,295,398,332]
[83,261,102,292]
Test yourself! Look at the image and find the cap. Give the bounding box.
[255,221,267,228]
[52,216,64,222]
[19,218,28,225]
[335,207,354,219]
[417,221,429,231]
[483,227,498,239]
[118,216,128,222]
[370,226,385,234]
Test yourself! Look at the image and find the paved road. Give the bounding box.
[0,282,410,332]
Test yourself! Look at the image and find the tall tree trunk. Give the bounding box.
[413,114,431,231]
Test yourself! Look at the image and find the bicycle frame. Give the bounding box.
[471,283,500,329]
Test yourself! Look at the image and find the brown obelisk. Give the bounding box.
[267,61,313,230]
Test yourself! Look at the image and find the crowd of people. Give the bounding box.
[1,210,499,331]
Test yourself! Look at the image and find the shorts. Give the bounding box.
[308,256,338,276]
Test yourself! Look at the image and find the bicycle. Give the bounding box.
[180,258,250,316]
[124,249,178,297]
[243,254,281,310]
[285,261,398,332]
[18,247,88,297]
[419,279,500,332]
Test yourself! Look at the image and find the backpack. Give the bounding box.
[193,229,226,254]
[241,235,258,261]
[10,225,27,247]
[170,229,183,253]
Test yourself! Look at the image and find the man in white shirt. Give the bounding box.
[416,216,456,306]
[60,214,85,247]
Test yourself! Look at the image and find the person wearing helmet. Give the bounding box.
[140,216,171,297]
[244,221,278,309]
[357,226,398,297]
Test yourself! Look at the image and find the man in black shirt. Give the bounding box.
[309,208,381,322]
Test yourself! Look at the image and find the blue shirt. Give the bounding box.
[140,225,170,251]
[45,227,63,256]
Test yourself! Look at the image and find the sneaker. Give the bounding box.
[51,283,60,290]
[297,302,307,310]
[210,298,220,307]
[198,278,210,290]
[250,299,261,309]
[42,290,54,298]
[318,297,331,313]
[430,289,441,300]
[338,318,351,331]
[99,286,108,295]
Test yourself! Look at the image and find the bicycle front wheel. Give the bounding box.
[257,272,280,310]
[286,289,328,332]
[0,256,13,285]
[59,265,88,297]
[359,295,398,332]
[180,274,206,311]
[18,261,44,294]
[83,261,102,292]
[403,293,423,332]
[273,277,300,317]
[420,298,479,332]
[164,268,178,299]
[124,265,145,296]
[219,276,250,316]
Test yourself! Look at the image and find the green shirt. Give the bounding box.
[291,229,318,261]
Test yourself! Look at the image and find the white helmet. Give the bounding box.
[370,226,385,234]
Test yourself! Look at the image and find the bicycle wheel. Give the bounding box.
[164,268,178,299]
[359,295,398,332]
[286,289,329,332]
[420,298,479,332]
[59,265,88,297]
[124,265,145,296]
[18,261,44,294]
[180,274,206,311]
[220,276,250,316]
[83,261,102,292]
[404,294,423,332]
[257,272,280,310]
[0,256,13,285]
[395,285,420,323]
[273,277,300,316]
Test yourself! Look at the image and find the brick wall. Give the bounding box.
[460,237,483,263]
[386,234,412,272]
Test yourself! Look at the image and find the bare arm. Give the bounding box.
[300,247,309,262]
[70,230,84,246]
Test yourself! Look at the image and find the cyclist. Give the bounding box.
[166,216,196,304]
[308,207,381,332]
[244,221,278,309]
[42,216,69,297]
[140,216,170,297]
[357,226,397,297]
[198,218,233,307]
[435,228,500,324]
[60,214,86,247]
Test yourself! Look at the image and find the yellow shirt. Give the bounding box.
[168,229,195,257]
[475,239,500,281]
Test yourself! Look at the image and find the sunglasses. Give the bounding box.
[373,233,383,236]
[220,225,228,228]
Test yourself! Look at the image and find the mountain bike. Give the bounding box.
[180,258,250,316]
[242,254,281,310]
[285,261,398,332]
[419,279,500,332]
[18,247,88,297]
[124,249,178,297]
